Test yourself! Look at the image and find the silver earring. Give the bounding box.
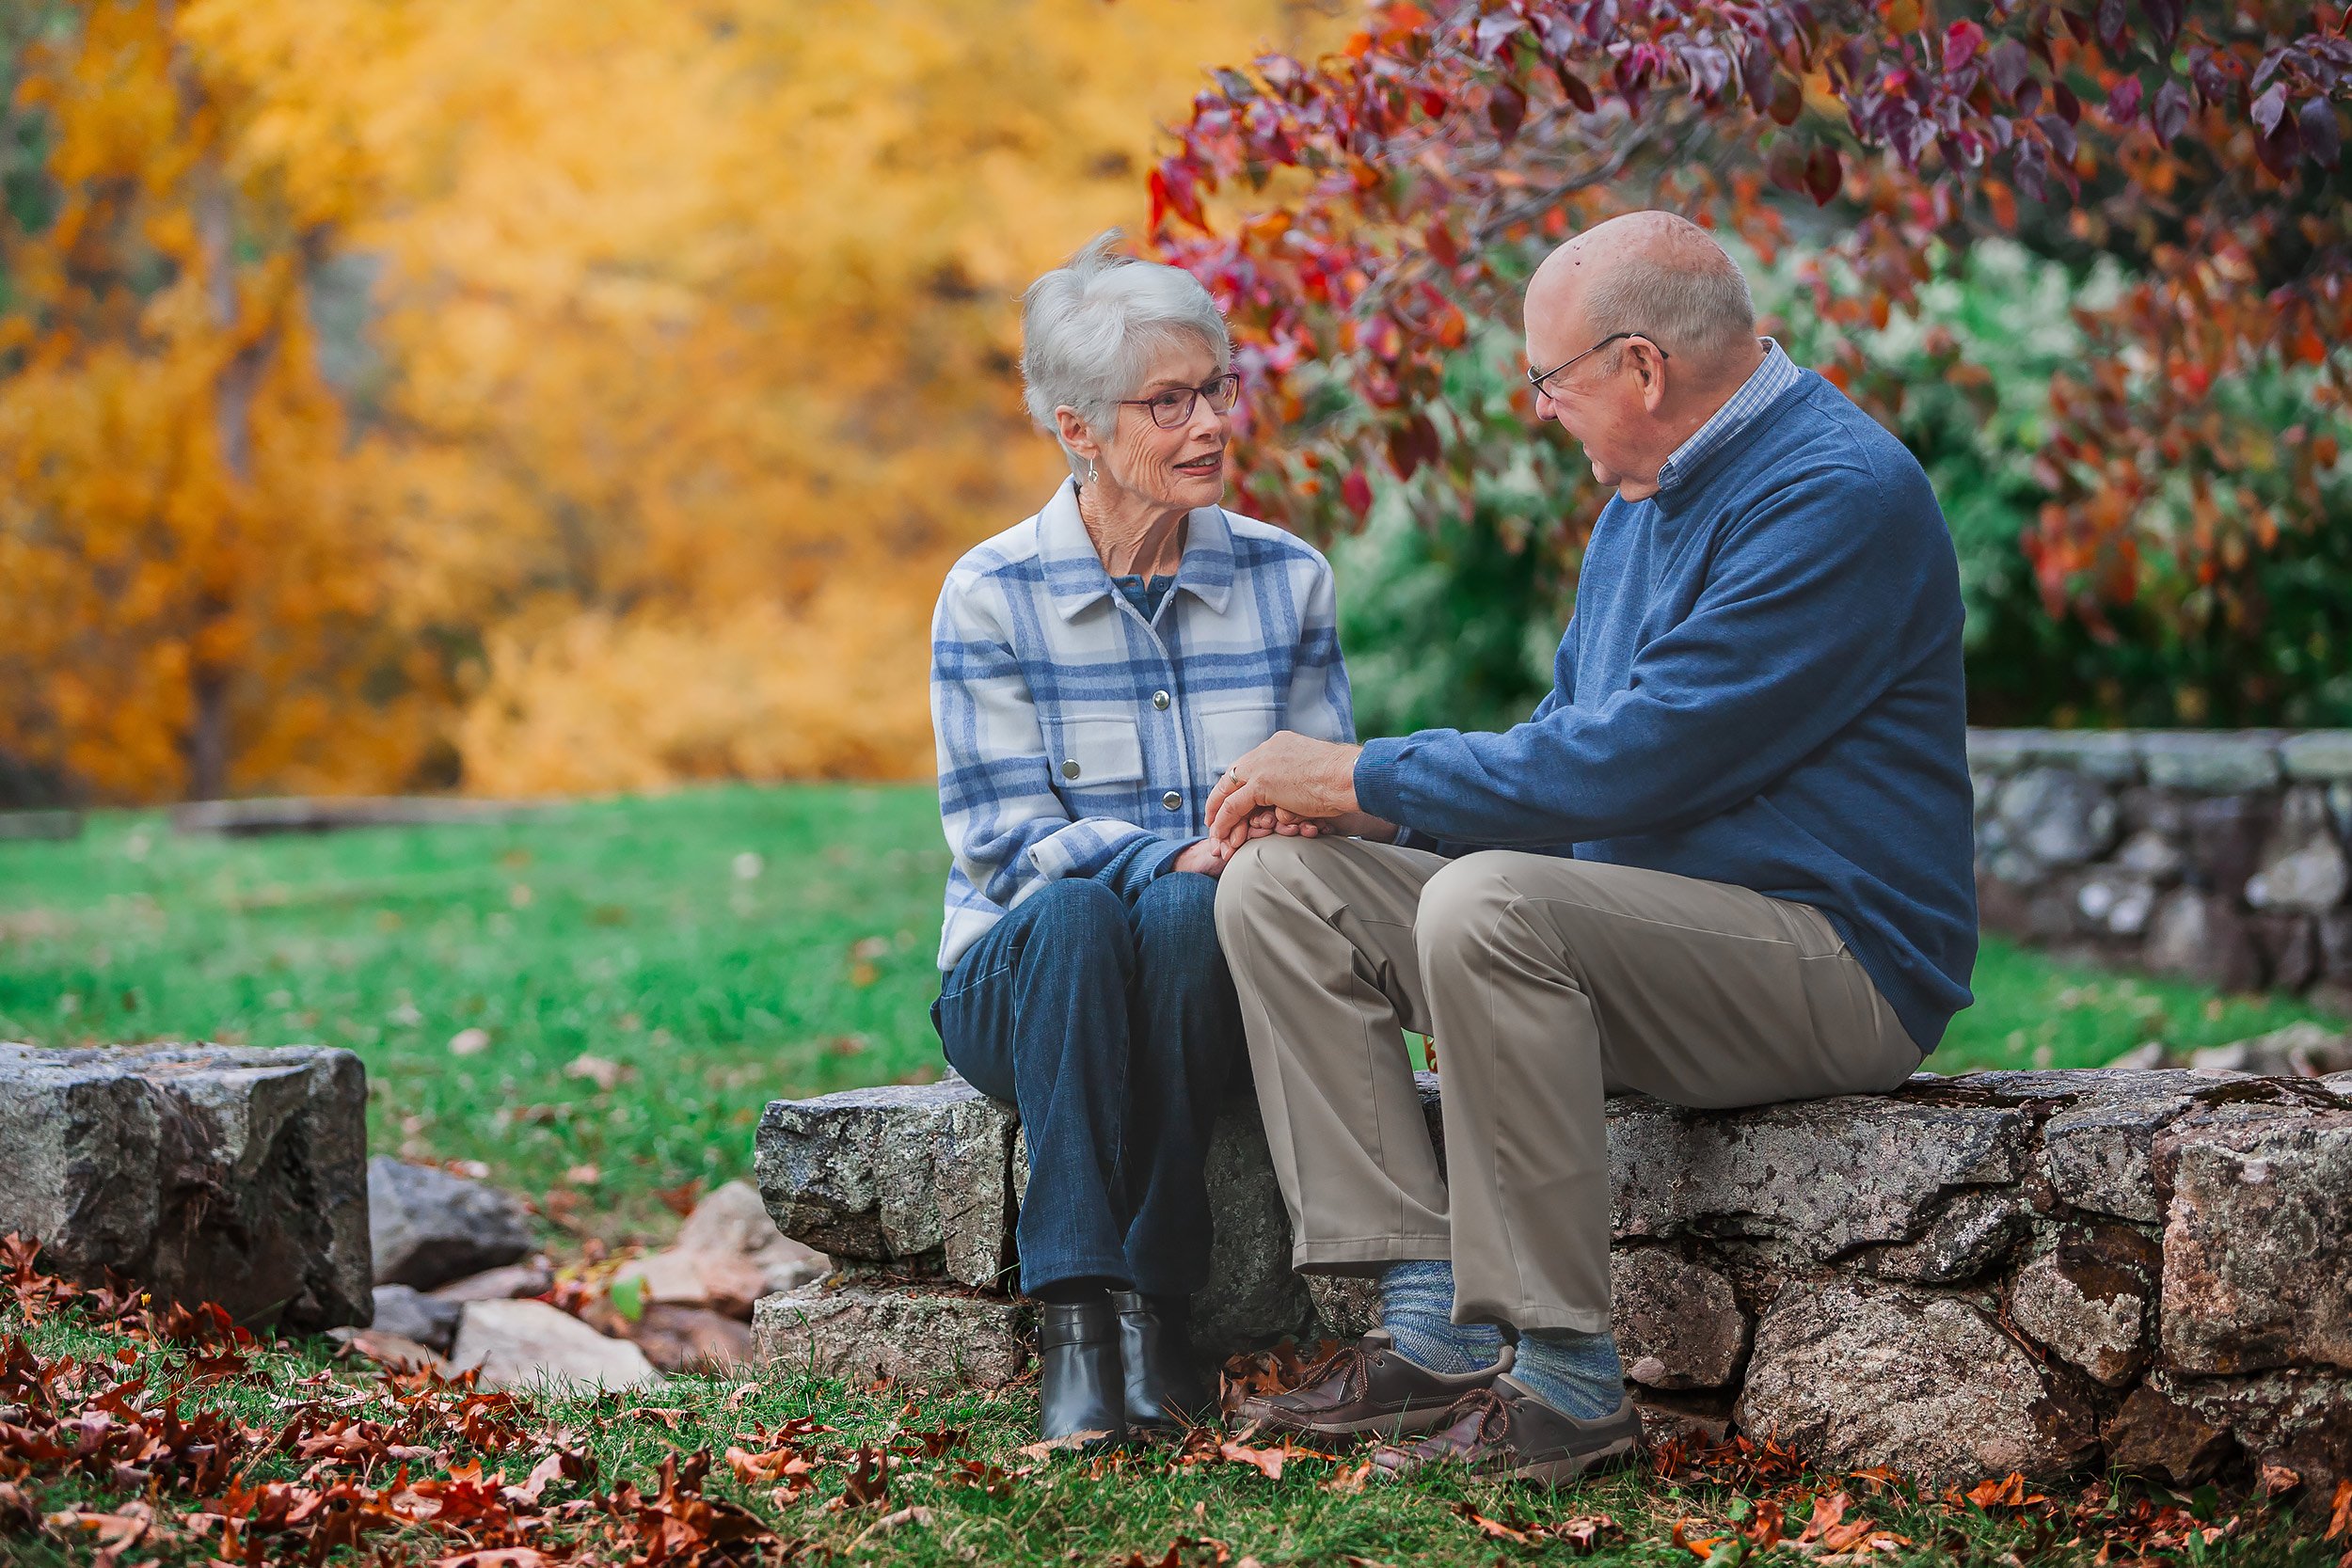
[1087,459,1098,484]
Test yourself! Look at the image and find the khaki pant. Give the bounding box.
[1214,837,1920,1334]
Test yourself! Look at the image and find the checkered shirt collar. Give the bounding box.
[1655,340,1801,496]
[1038,478,1236,620]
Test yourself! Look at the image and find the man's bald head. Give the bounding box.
[1528,212,1756,372]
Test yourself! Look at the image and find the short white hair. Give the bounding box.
[1580,217,1756,363]
[1022,231,1231,477]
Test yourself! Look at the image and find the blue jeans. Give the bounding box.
[932,871,1246,1297]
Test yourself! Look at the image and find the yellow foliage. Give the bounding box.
[0,0,1341,800]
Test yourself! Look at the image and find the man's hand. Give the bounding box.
[1206,732,1398,847]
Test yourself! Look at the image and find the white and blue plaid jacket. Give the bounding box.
[930,478,1354,971]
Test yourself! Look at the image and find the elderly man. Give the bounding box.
[1202,212,1977,1482]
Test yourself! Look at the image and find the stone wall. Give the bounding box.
[1970,729,2352,1004]
[755,1067,2352,1490]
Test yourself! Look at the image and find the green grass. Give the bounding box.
[0,784,2338,1238]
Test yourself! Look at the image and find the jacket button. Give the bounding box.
[1152,689,1171,709]
[1162,791,1183,811]
[1062,760,1081,780]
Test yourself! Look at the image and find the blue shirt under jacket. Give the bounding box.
[1353,367,1979,1053]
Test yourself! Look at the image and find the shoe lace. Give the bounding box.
[1288,1342,1372,1402]
[1435,1387,1514,1447]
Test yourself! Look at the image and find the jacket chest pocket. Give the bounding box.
[1196,702,1278,773]
[1054,715,1144,789]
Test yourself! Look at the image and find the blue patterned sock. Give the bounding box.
[1506,1327,1627,1420]
[1376,1260,1502,1373]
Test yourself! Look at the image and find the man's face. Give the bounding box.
[1524,283,1645,490]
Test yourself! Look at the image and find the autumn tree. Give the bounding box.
[0,1,413,801]
[1,0,1340,801]
[1151,0,2352,714]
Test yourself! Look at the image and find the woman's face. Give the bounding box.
[1086,336,1230,512]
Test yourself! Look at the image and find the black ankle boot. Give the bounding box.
[1038,1297,1127,1445]
[1111,1291,1211,1432]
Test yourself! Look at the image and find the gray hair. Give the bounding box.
[1022,230,1231,477]
[1579,216,1756,364]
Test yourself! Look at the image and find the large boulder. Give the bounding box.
[0,1043,369,1329]
[2155,1103,2352,1374]
[1735,1280,2097,1484]
[368,1157,535,1291]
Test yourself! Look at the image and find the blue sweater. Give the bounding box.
[1354,372,1978,1053]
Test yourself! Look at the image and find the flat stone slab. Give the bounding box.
[758,1067,2352,1485]
[0,1043,370,1330]
[753,1283,1031,1388]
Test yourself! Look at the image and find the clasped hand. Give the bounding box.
[1199,731,1398,856]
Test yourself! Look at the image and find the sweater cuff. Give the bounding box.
[1354,737,1413,830]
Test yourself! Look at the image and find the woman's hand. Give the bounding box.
[1170,808,1282,877]
[1171,838,1231,877]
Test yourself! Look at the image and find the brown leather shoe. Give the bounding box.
[1369,1375,1642,1484]
[1238,1330,1514,1438]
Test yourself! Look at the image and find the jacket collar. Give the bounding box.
[1038,477,1236,621]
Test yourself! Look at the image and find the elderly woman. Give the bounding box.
[930,233,1353,1444]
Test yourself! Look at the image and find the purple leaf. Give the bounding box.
[1989,38,2033,98]
[2137,0,2183,48]
[2096,0,2128,54]
[2302,96,2343,166]
[2252,80,2289,136]
[2106,74,2143,122]
[2255,112,2302,178]
[2152,78,2191,142]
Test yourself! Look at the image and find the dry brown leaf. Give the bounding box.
[2259,1461,2302,1497]
[1964,1472,2049,1509]
[1216,1439,1289,1480]
[1459,1502,1534,1544]
[1740,1497,1787,1551]
[1799,1490,1852,1544]
[2327,1479,2352,1542]
[1016,1430,1113,1461]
